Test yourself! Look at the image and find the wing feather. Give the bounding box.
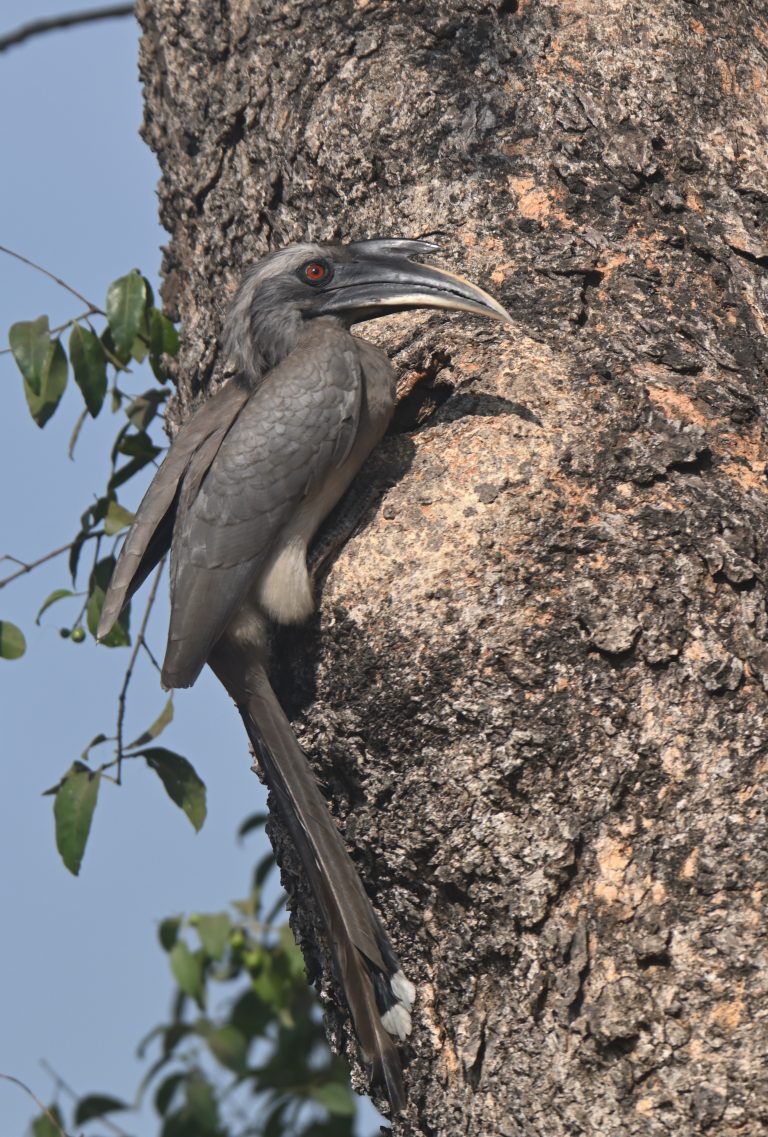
[97,379,250,639]
[162,327,362,687]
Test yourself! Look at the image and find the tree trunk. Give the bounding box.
[137,1,768,1133]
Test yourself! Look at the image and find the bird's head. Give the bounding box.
[225,238,513,381]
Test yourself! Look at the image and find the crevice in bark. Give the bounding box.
[467,1023,487,1090]
[727,243,768,270]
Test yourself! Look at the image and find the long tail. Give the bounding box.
[209,645,414,1112]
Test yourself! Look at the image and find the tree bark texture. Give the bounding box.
[138,2,768,1133]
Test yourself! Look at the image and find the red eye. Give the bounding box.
[304,261,328,283]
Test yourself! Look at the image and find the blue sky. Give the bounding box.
[0,6,380,1134]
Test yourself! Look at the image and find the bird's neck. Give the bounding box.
[238,306,300,383]
[241,313,348,386]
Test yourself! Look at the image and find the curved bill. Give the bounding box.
[314,241,514,327]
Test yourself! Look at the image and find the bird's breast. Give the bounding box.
[255,341,396,627]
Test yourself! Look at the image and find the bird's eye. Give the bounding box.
[301,260,332,285]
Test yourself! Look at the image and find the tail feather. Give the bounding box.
[212,653,413,1112]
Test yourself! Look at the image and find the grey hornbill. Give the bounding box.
[98,238,512,1111]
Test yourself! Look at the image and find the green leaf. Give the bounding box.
[108,452,158,493]
[158,916,181,952]
[255,850,276,888]
[69,323,107,416]
[169,940,204,1004]
[264,888,288,927]
[155,1072,185,1117]
[100,325,130,368]
[160,1111,198,1137]
[249,959,282,1008]
[86,556,129,646]
[9,316,50,396]
[149,309,180,380]
[106,271,147,359]
[130,333,148,363]
[81,732,109,761]
[263,1103,288,1137]
[23,337,68,428]
[150,308,179,357]
[184,1072,219,1131]
[68,532,86,583]
[117,429,162,461]
[104,500,134,536]
[277,924,306,979]
[31,1104,64,1137]
[126,388,167,430]
[311,1081,356,1117]
[74,1094,128,1125]
[143,748,207,831]
[197,1023,248,1073]
[68,406,88,459]
[161,1022,191,1058]
[128,696,174,749]
[196,913,231,960]
[53,761,100,875]
[35,588,75,625]
[230,988,271,1040]
[237,811,269,840]
[0,620,26,659]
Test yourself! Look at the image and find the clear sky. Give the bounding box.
[0,5,380,1134]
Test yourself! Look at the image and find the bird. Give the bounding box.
[98,237,513,1112]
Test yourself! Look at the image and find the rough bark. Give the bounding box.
[137,2,768,1134]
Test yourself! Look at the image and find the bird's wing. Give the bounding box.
[97,379,251,640]
[162,327,362,688]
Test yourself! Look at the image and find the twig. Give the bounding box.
[39,1059,132,1137]
[0,532,102,590]
[115,559,165,783]
[0,1072,71,1137]
[140,638,163,674]
[0,5,134,54]
[0,309,103,356]
[0,244,103,313]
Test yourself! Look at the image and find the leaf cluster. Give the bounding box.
[2,270,195,874]
[28,852,362,1137]
[2,270,177,660]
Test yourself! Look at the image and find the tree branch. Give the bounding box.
[0,1072,70,1137]
[0,533,102,590]
[38,1059,131,1137]
[0,245,103,314]
[0,5,134,54]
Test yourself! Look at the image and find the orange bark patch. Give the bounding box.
[647,385,711,428]
[718,427,768,492]
[506,175,571,226]
[709,983,744,1032]
[596,252,630,281]
[594,835,633,904]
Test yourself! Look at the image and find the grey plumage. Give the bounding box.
[98,238,512,1111]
